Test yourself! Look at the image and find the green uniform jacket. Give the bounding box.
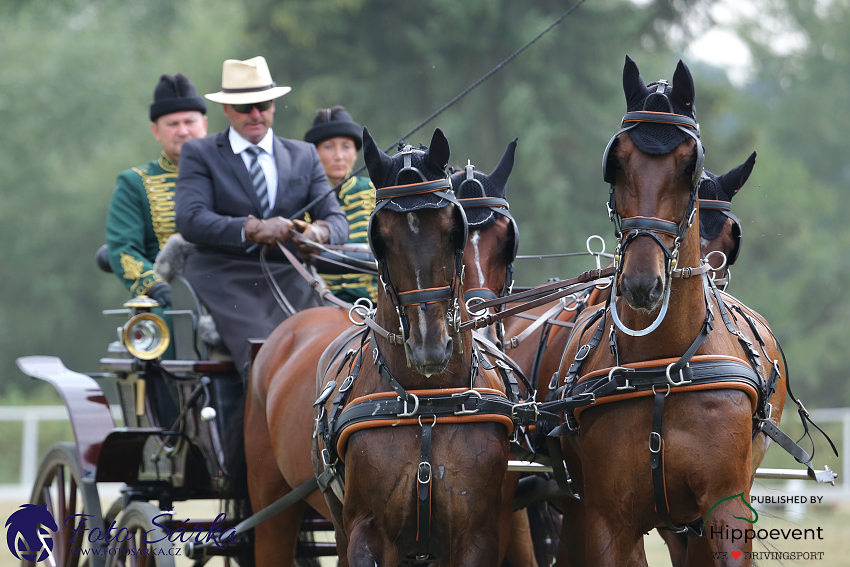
[106,153,177,296]
[320,176,378,303]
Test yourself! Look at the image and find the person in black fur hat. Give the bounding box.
[106,73,208,315]
[305,106,377,303]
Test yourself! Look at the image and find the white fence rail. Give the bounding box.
[0,405,122,501]
[0,405,846,501]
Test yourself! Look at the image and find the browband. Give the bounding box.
[458,197,510,209]
[375,178,452,201]
[621,111,699,130]
[698,199,732,212]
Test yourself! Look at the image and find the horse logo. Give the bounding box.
[5,503,58,564]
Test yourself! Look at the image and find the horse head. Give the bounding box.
[364,127,467,376]
[453,139,519,347]
[605,56,704,315]
[699,151,756,279]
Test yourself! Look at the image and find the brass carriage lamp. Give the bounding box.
[120,296,171,361]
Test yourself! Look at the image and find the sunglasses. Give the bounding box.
[231,100,273,114]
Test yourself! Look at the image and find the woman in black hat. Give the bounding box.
[305,106,377,303]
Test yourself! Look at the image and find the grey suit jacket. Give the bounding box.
[175,128,348,254]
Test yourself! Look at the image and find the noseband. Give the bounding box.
[602,81,708,336]
[368,146,468,345]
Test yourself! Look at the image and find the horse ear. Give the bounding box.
[623,55,650,108]
[425,128,450,174]
[362,127,392,188]
[671,60,696,109]
[717,151,757,199]
[488,138,518,198]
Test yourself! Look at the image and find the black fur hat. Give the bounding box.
[304,106,363,150]
[150,73,207,122]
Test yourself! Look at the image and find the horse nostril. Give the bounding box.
[649,276,664,303]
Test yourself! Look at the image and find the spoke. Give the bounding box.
[57,466,68,567]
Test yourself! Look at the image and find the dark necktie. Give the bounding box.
[245,146,271,218]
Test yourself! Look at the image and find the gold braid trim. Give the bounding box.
[138,154,178,248]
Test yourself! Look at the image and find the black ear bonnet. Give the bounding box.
[603,58,705,189]
[697,151,754,265]
[451,139,519,263]
[364,131,468,260]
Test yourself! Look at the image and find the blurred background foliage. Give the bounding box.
[1,0,848,408]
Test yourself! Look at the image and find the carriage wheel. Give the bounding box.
[104,502,176,567]
[26,442,103,567]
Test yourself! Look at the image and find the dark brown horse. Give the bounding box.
[246,129,528,566]
[500,152,757,567]
[550,57,786,567]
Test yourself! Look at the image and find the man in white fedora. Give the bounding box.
[175,56,348,375]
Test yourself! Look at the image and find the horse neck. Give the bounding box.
[374,286,474,391]
[616,224,707,362]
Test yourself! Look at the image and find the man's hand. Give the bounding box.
[244,215,294,245]
[147,282,172,308]
[291,219,331,259]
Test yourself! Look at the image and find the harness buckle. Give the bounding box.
[418,461,432,484]
[511,401,540,423]
[452,390,482,415]
[665,363,691,386]
[398,393,420,417]
[760,402,774,422]
[339,375,355,392]
[575,344,591,361]
[609,366,634,390]
[649,431,662,453]
[321,448,334,467]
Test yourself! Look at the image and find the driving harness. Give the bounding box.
[543,91,836,536]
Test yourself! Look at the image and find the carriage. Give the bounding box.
[15,263,335,567]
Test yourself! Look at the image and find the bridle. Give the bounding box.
[367,146,469,347]
[455,162,520,349]
[697,194,742,289]
[602,80,707,336]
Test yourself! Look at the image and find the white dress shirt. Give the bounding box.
[229,127,279,208]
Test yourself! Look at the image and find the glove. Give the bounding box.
[291,219,331,259]
[147,282,172,308]
[244,215,294,245]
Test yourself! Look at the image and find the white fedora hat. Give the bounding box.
[205,56,291,105]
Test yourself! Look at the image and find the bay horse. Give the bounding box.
[550,56,788,567]
[504,152,758,404]
[495,154,760,567]
[245,129,530,566]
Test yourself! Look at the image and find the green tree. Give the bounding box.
[0,0,247,395]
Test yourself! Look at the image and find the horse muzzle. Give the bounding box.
[407,334,453,377]
[620,271,665,312]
